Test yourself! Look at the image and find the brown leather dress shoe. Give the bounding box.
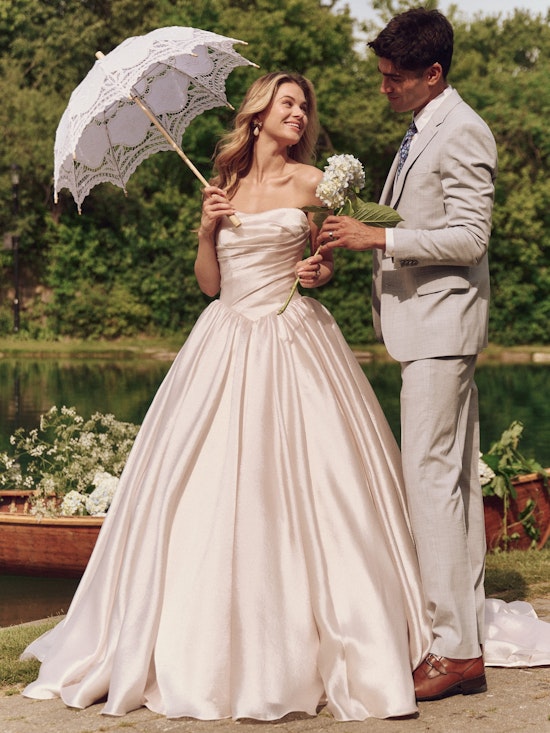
[413,653,487,701]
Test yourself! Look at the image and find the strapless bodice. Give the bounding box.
[216,208,310,319]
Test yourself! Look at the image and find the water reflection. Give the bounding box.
[0,356,548,626]
[2,357,547,461]
[0,575,79,627]
[0,358,169,452]
[476,364,550,459]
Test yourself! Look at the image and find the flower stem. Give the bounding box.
[277,277,300,315]
[277,245,322,316]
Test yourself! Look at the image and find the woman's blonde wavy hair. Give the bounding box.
[212,72,319,198]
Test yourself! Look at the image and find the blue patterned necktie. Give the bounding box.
[396,120,417,177]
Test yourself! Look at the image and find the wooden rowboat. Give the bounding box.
[0,490,103,578]
[483,471,550,551]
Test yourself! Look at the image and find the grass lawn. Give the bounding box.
[485,546,550,602]
[0,618,58,695]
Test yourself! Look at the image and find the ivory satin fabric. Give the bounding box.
[484,600,550,668]
[22,209,432,720]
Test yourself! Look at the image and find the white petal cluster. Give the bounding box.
[60,490,87,516]
[478,453,496,486]
[316,154,365,209]
[85,471,119,515]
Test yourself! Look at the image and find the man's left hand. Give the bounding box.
[318,215,386,252]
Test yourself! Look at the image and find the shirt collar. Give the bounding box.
[412,85,453,133]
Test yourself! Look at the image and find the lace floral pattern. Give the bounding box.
[54,27,256,211]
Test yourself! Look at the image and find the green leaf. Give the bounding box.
[301,205,331,229]
[349,198,403,228]
[302,206,329,214]
[492,475,508,500]
[482,453,500,472]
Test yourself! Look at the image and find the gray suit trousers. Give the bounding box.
[400,355,486,659]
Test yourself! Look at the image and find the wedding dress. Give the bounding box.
[22,208,431,720]
[21,209,550,721]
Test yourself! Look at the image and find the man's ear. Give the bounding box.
[425,63,443,86]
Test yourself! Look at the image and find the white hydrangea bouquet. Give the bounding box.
[278,154,402,314]
[0,405,139,517]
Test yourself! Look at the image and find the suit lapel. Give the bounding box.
[386,90,464,207]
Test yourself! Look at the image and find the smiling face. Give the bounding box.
[260,81,309,146]
[378,57,445,115]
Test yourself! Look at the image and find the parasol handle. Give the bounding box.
[94,51,241,228]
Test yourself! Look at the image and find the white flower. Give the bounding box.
[92,470,119,491]
[78,432,95,449]
[86,471,118,516]
[60,490,87,516]
[1,454,14,469]
[479,453,496,486]
[31,495,63,517]
[61,406,78,418]
[85,471,119,515]
[39,476,57,494]
[315,154,365,209]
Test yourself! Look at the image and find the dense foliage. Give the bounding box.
[0,0,549,344]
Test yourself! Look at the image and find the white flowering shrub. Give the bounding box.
[0,406,139,516]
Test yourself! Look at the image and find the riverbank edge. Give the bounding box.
[0,338,549,364]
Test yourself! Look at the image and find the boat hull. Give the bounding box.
[0,491,103,578]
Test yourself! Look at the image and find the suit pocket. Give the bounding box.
[416,267,470,296]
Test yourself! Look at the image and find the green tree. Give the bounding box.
[452,10,550,344]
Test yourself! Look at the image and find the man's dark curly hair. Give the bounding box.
[368,7,454,79]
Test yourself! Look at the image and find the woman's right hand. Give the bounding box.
[195,186,235,297]
[200,186,237,237]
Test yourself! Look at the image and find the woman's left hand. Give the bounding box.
[295,251,323,287]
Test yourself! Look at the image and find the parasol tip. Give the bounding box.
[95,51,105,60]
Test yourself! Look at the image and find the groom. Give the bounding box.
[319,8,497,701]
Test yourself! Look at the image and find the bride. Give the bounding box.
[20,71,549,722]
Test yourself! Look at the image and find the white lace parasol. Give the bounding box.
[54,26,257,217]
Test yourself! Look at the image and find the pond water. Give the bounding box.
[1,356,549,626]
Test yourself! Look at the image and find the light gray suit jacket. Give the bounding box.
[372,89,498,362]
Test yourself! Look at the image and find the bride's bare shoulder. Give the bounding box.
[293,163,323,203]
[295,163,323,185]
